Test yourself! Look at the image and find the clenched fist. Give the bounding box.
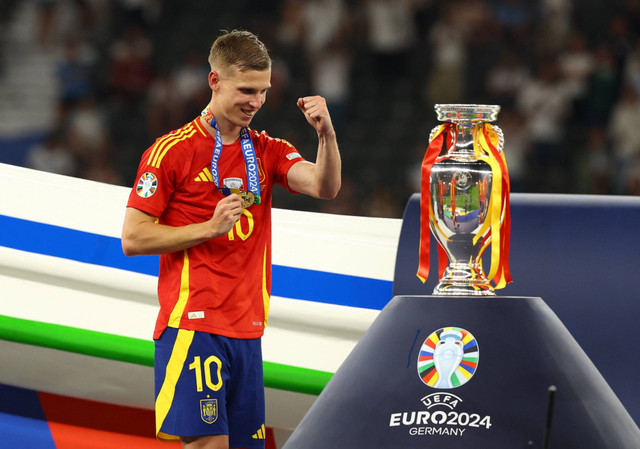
[297,96,335,137]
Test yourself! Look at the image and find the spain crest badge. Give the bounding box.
[200,398,218,424]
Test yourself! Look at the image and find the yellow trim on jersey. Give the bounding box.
[262,244,270,327]
[147,124,192,167]
[147,123,197,169]
[192,116,208,137]
[156,328,195,441]
[155,126,197,168]
[168,250,190,328]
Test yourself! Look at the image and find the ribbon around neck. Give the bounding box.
[202,106,261,205]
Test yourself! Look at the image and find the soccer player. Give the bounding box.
[121,30,341,449]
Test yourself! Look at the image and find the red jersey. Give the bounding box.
[127,118,304,339]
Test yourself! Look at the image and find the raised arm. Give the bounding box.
[287,96,342,199]
[121,195,244,256]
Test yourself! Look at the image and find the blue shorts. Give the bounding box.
[154,328,266,448]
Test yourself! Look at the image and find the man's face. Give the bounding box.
[212,65,271,129]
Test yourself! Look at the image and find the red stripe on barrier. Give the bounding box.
[38,391,280,448]
[45,422,174,448]
[38,392,174,447]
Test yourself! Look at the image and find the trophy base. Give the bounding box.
[432,264,495,296]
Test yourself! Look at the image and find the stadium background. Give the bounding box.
[2,0,640,214]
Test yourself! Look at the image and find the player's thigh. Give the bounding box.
[180,434,252,449]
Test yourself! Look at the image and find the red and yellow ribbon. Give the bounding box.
[417,123,450,283]
[474,123,512,288]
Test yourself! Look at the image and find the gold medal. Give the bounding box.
[238,190,255,208]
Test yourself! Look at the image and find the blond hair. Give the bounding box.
[208,29,271,72]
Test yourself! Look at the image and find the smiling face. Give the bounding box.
[209,65,271,136]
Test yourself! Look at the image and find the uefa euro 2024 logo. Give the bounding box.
[388,327,490,436]
[136,172,158,198]
[417,327,479,389]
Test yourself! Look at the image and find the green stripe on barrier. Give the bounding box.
[0,315,332,396]
[263,361,333,395]
[0,314,154,366]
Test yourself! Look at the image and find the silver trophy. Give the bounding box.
[428,104,506,296]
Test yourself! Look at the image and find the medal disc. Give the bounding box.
[239,191,255,208]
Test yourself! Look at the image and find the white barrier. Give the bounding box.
[0,162,402,431]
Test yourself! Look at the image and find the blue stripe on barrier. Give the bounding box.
[0,214,159,275]
[0,215,392,310]
[273,265,391,310]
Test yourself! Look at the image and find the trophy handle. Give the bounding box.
[493,125,505,154]
[428,125,441,144]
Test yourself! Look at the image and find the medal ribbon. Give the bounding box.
[202,106,261,205]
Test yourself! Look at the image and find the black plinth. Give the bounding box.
[283,296,640,449]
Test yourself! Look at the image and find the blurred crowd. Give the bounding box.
[3,0,640,218]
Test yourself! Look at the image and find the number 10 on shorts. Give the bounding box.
[189,356,223,392]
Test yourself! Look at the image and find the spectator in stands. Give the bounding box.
[297,0,352,132]
[424,3,466,105]
[576,126,613,194]
[173,49,211,118]
[55,36,97,116]
[361,0,418,80]
[146,72,186,139]
[557,31,596,103]
[107,23,154,103]
[26,129,77,177]
[537,0,573,56]
[585,43,621,126]
[622,37,640,97]
[65,94,109,158]
[625,149,640,194]
[485,49,530,108]
[609,84,640,192]
[490,0,535,59]
[516,58,574,192]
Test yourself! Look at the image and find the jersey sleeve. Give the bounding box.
[255,130,306,193]
[126,139,179,218]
